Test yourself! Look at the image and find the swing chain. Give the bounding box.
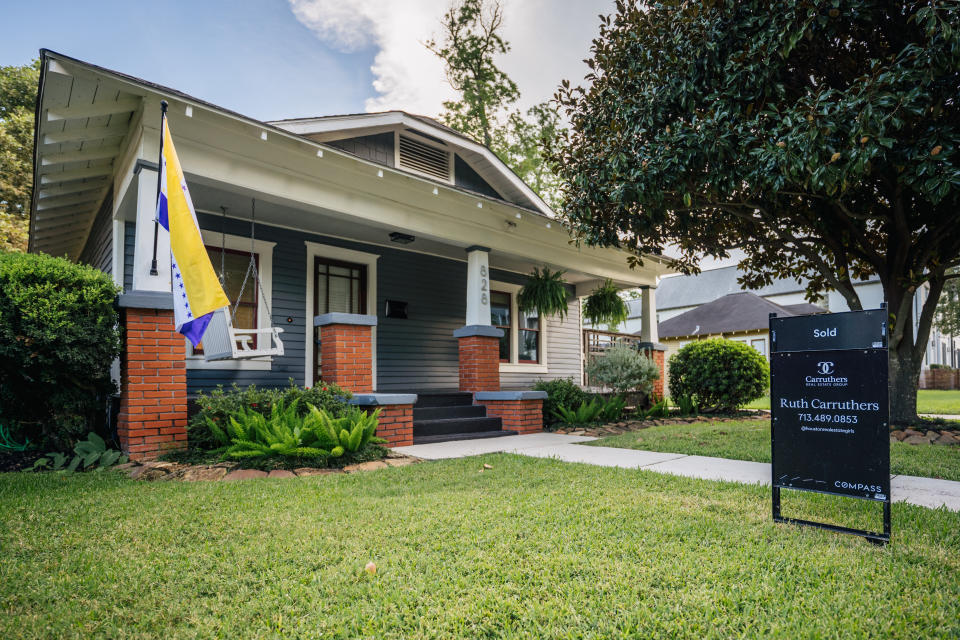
[232,199,273,324]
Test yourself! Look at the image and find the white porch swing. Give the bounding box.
[202,199,284,361]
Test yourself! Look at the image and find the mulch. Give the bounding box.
[0,450,45,472]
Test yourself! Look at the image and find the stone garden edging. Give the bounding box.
[117,452,422,482]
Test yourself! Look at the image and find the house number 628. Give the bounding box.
[480,265,488,305]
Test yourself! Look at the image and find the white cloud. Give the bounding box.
[288,0,614,117]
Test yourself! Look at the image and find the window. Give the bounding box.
[189,231,275,370]
[491,290,512,361]
[750,338,766,357]
[201,247,258,349]
[315,257,367,315]
[519,308,540,363]
[491,282,545,369]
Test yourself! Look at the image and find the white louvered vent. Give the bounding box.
[398,133,451,182]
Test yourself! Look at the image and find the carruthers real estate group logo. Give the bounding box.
[805,360,848,387]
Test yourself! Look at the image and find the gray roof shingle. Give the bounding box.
[656,292,826,339]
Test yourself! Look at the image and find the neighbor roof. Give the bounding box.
[657,292,826,339]
[655,266,810,312]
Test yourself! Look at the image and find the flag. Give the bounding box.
[156,114,230,346]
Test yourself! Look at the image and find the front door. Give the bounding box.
[314,256,368,383]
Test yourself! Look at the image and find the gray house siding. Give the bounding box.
[454,156,501,200]
[78,191,113,274]
[123,221,135,291]
[328,133,395,167]
[123,214,582,394]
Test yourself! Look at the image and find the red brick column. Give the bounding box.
[474,391,546,434]
[350,394,416,448]
[641,344,667,399]
[454,326,503,393]
[117,307,187,460]
[316,314,378,394]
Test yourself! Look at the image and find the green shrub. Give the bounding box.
[209,400,384,463]
[190,380,350,450]
[0,251,121,449]
[534,378,588,427]
[32,432,128,472]
[668,339,769,412]
[597,395,627,422]
[635,394,669,420]
[553,398,605,426]
[586,345,660,394]
[929,364,953,370]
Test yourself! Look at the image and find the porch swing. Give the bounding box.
[202,199,285,361]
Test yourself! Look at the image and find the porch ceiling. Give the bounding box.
[182,181,629,287]
[30,56,142,259]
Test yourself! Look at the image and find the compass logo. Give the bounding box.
[816,361,835,375]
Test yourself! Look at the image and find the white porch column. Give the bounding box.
[465,246,492,326]
[640,285,658,344]
[131,163,172,292]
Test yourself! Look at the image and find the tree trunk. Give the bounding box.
[889,344,922,425]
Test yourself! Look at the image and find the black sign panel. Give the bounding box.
[771,349,890,500]
[771,308,887,352]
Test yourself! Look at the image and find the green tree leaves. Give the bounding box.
[0,59,39,252]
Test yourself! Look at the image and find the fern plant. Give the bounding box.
[552,398,605,425]
[583,279,629,328]
[518,267,569,320]
[217,400,384,461]
[597,395,627,422]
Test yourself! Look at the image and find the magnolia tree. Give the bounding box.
[553,1,960,423]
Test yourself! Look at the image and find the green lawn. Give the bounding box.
[590,419,960,481]
[739,389,960,414]
[1,459,958,639]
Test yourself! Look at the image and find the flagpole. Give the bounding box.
[149,99,168,276]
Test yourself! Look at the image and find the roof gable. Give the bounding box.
[268,112,553,216]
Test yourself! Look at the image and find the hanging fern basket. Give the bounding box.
[583,279,629,328]
[518,267,569,320]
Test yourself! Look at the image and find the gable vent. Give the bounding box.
[397,133,451,182]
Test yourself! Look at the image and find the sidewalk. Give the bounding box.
[395,434,960,512]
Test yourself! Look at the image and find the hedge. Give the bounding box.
[0,251,121,449]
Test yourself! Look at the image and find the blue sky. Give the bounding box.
[1,0,617,122]
[0,0,379,121]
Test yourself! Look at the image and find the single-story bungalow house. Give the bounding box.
[28,51,672,458]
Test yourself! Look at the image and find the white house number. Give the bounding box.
[480,265,488,305]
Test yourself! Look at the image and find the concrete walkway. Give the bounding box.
[395,434,960,512]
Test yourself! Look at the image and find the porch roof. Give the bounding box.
[29,50,674,288]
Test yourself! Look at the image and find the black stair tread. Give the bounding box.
[412,429,518,445]
[413,405,487,420]
[413,416,503,437]
[414,392,474,408]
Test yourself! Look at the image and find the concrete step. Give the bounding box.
[413,405,487,421]
[414,392,474,408]
[413,416,503,437]
[412,429,518,445]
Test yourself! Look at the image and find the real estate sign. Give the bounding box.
[769,308,891,543]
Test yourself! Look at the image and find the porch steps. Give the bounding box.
[411,392,517,444]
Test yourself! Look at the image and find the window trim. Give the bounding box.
[492,280,548,373]
[304,241,380,389]
[187,231,276,371]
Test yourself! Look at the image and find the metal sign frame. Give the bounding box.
[769,305,891,545]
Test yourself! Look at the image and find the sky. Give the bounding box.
[2,0,738,270]
[0,0,616,122]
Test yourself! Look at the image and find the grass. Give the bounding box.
[590,419,960,481]
[739,389,960,414]
[1,457,958,639]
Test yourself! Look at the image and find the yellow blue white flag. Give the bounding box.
[156,114,230,346]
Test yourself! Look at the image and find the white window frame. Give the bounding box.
[304,240,380,389]
[492,280,549,374]
[186,231,277,371]
[750,336,767,357]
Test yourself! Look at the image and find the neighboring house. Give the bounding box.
[29,51,672,459]
[616,265,959,369]
[656,292,825,391]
